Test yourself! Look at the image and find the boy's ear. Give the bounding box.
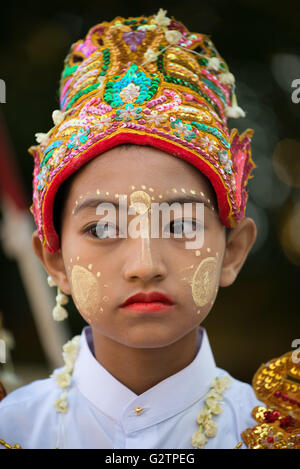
[219,217,257,287]
[32,230,71,294]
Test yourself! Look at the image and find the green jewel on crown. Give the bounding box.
[103,64,160,107]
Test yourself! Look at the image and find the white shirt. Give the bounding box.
[0,326,264,449]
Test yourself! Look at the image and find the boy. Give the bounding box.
[0,10,299,449]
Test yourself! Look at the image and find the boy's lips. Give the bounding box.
[120,292,175,312]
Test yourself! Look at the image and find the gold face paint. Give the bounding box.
[191,257,218,307]
[71,265,102,320]
[129,190,153,267]
[129,190,152,214]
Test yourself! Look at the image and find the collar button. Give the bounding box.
[135,406,143,415]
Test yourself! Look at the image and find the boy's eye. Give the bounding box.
[86,222,118,239]
[164,219,203,236]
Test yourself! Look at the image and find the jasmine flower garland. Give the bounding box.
[52,336,231,449]
[191,375,232,448]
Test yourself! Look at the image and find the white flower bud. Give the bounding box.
[56,293,69,306]
[52,110,64,126]
[207,57,220,72]
[35,132,49,144]
[165,30,182,45]
[204,419,218,437]
[47,276,56,287]
[153,8,171,27]
[52,305,68,321]
[54,391,68,413]
[191,430,208,448]
[144,48,158,63]
[219,72,235,86]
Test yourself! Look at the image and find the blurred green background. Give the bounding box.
[0,0,299,389]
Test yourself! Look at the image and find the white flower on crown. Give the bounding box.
[92,115,112,132]
[165,30,182,45]
[144,48,158,63]
[52,110,65,126]
[153,8,171,27]
[145,110,167,126]
[120,83,140,103]
[207,57,220,72]
[219,72,235,86]
[35,132,50,144]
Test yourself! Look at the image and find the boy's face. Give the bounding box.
[34,145,256,349]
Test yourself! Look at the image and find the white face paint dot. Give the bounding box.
[181,188,186,193]
[96,272,101,278]
[207,247,211,253]
[105,192,109,196]
[149,187,154,192]
[96,189,100,195]
[103,296,109,302]
[195,250,201,257]
[130,185,135,190]
[76,256,80,261]
[190,190,196,195]
[141,185,147,190]
[88,264,93,270]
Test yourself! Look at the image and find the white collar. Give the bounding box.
[72,326,217,432]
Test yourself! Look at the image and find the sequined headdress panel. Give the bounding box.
[29,10,255,252]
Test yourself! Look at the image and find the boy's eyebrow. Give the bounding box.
[72,194,216,215]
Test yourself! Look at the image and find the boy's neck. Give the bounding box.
[91,328,199,395]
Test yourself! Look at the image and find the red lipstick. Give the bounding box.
[120,292,175,313]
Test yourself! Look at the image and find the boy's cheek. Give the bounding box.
[69,263,106,324]
[179,251,220,317]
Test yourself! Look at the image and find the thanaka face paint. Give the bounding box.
[71,264,102,321]
[129,190,153,267]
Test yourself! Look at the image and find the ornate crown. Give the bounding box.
[28,9,255,252]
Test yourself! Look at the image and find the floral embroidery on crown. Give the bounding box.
[28,9,255,253]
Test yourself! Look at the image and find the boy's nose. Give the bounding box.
[122,236,167,283]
